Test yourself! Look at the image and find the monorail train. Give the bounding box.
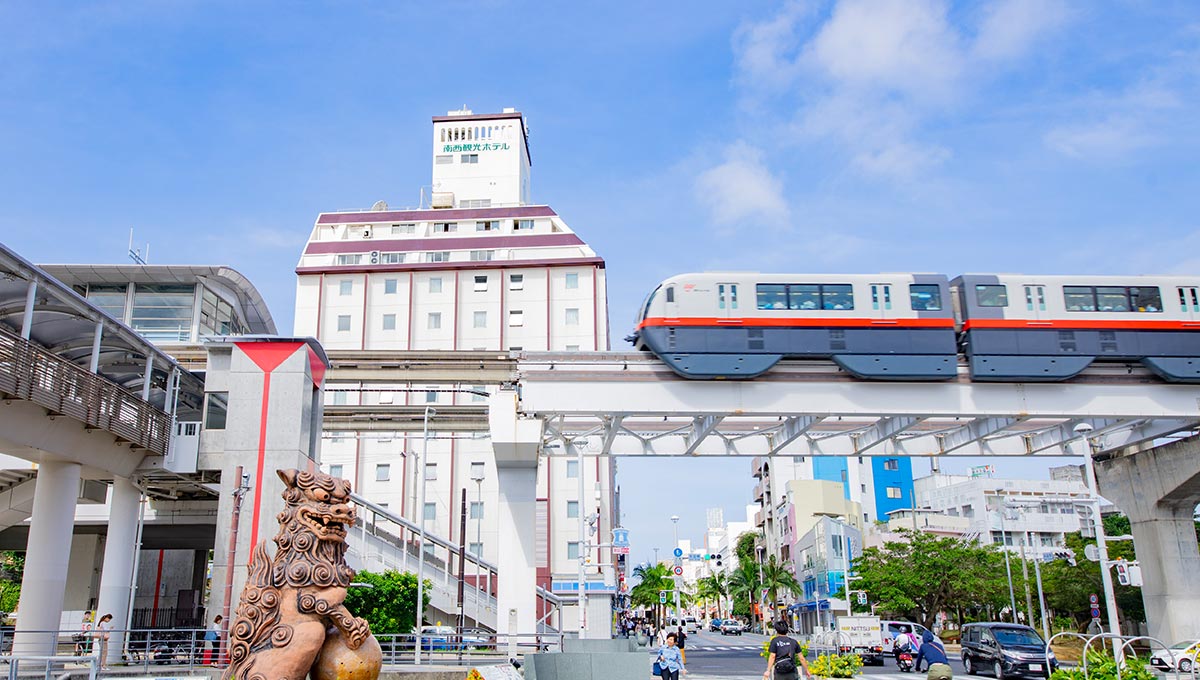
[627,272,1200,383]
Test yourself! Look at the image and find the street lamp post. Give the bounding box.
[671,515,681,628]
[414,406,434,665]
[1074,422,1124,661]
[471,467,485,627]
[997,506,1019,622]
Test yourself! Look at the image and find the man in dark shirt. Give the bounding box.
[764,620,809,680]
[915,630,952,680]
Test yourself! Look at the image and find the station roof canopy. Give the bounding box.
[0,244,204,419]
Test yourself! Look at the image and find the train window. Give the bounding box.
[821,285,854,310]
[975,285,1008,307]
[718,284,726,310]
[730,284,739,309]
[909,284,942,311]
[788,284,820,310]
[1130,287,1161,312]
[1097,287,1130,312]
[1064,286,1096,311]
[666,287,675,303]
[757,284,788,310]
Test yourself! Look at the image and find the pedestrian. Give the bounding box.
[915,630,952,680]
[763,619,809,680]
[94,613,114,670]
[656,624,668,647]
[676,626,687,664]
[655,632,688,679]
[204,615,223,664]
[75,611,93,656]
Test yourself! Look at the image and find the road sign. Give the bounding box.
[613,546,630,555]
[659,590,667,604]
[673,565,684,576]
[673,547,683,558]
[612,527,630,547]
[1084,545,1100,562]
[1089,593,1099,606]
[1090,608,1101,619]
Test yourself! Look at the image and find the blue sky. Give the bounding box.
[3,1,1199,562]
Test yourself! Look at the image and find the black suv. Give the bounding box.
[961,623,1058,679]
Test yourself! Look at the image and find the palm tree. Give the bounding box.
[695,572,729,619]
[759,556,802,619]
[728,562,759,617]
[631,562,672,625]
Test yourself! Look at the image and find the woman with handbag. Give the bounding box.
[654,632,687,679]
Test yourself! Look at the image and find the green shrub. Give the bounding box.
[1050,650,1155,680]
[809,653,864,678]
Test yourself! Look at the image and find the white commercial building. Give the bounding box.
[914,473,1091,559]
[292,107,616,631]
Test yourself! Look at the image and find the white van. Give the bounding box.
[882,620,931,654]
[684,616,699,634]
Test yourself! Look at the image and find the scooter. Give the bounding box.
[897,652,915,673]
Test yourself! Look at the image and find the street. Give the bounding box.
[673,630,969,680]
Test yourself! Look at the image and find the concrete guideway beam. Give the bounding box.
[13,459,81,654]
[518,378,1200,457]
[1095,435,1200,644]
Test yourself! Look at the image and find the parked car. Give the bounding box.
[720,620,744,636]
[709,618,723,632]
[683,616,699,634]
[961,623,1057,679]
[416,626,457,650]
[1150,641,1200,673]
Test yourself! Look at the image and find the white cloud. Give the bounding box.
[853,141,952,178]
[732,0,809,93]
[808,0,963,100]
[694,142,790,229]
[973,0,1071,62]
[1043,116,1157,159]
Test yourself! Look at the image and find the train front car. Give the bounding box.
[630,272,958,380]
[955,274,1200,383]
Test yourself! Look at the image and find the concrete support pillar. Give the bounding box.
[95,477,141,666]
[489,388,544,648]
[1096,435,1200,643]
[13,459,81,654]
[495,466,539,643]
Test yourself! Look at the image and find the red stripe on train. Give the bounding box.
[636,317,956,330]
[963,319,1200,331]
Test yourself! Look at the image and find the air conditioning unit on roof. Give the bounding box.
[431,192,455,209]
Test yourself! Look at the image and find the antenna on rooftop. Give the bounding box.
[128,228,150,265]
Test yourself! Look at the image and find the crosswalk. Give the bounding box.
[689,674,917,680]
[687,644,765,652]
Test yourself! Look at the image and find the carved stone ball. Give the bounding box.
[313,629,382,680]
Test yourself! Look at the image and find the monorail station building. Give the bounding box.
[292,107,618,631]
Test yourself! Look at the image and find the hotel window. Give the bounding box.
[461,153,479,164]
[473,311,487,328]
[461,199,491,208]
[336,315,351,332]
[426,251,450,263]
[567,542,580,560]
[884,458,899,471]
[427,312,441,329]
[470,502,484,519]
[435,155,452,164]
[328,464,343,478]
[476,220,500,231]
[567,501,580,518]
[332,391,347,405]
[391,223,415,235]
[565,272,579,289]
[565,308,580,325]
[471,386,487,402]
[425,463,437,481]
[474,275,488,291]
[470,250,494,261]
[384,278,398,294]
[886,486,903,499]
[378,391,393,404]
[375,464,390,482]
[423,503,437,521]
[516,219,535,230]
[339,280,353,296]
[433,222,456,233]
[382,314,396,330]
[469,542,483,556]
[566,460,579,478]
[509,310,524,327]
[509,274,525,290]
[509,346,523,351]
[336,254,362,265]
[425,391,437,403]
[380,252,404,264]
[566,344,580,351]
[429,277,443,293]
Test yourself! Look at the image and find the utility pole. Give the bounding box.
[997,508,1018,622]
[1075,423,1124,662]
[1018,531,1035,627]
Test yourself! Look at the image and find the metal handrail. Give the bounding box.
[0,653,99,680]
[351,493,498,573]
[0,326,172,454]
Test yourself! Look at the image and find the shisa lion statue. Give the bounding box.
[223,469,381,680]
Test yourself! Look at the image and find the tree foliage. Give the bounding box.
[0,552,23,613]
[695,572,729,618]
[851,530,1007,629]
[342,570,430,635]
[759,556,802,608]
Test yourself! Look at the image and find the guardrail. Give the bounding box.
[0,653,98,680]
[0,628,208,674]
[0,326,171,454]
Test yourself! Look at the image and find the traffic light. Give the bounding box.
[1115,561,1129,586]
[1050,548,1077,567]
[716,554,723,568]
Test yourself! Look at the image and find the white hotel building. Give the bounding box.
[292,107,616,629]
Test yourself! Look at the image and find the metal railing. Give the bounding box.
[0,628,209,674]
[373,632,563,666]
[0,654,98,680]
[0,326,171,454]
